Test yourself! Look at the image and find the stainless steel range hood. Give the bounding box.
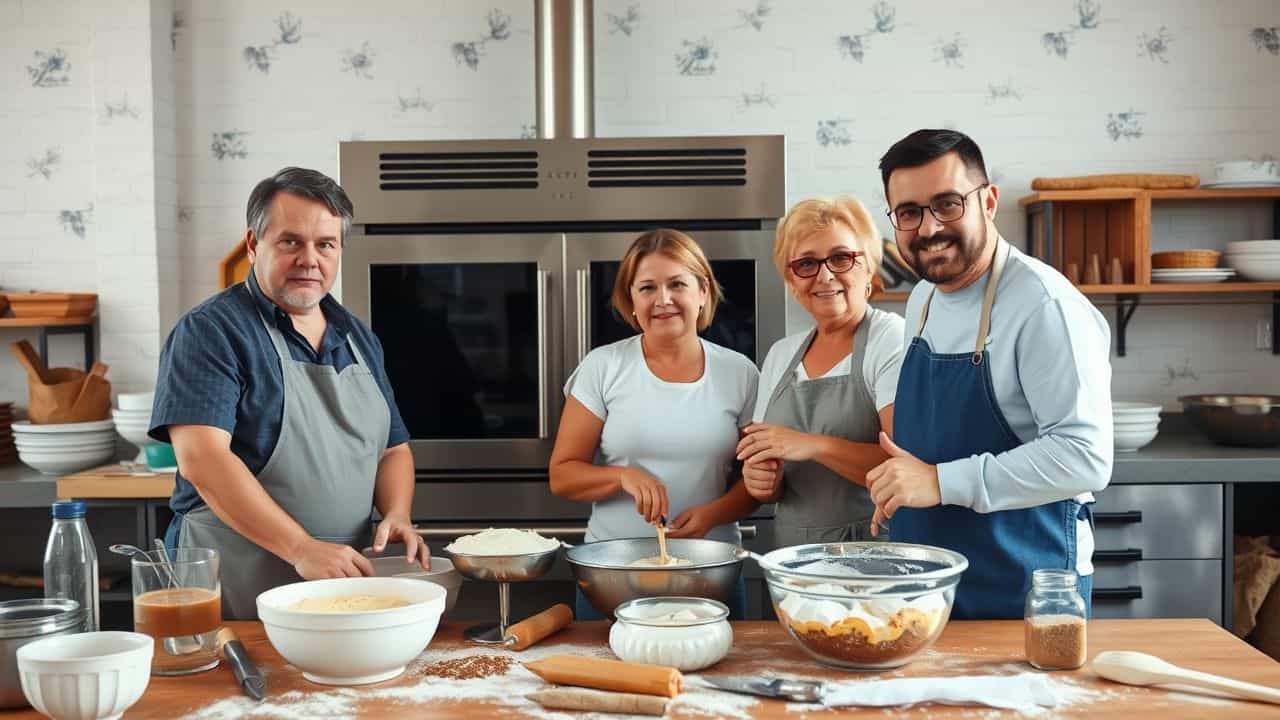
[536,0,593,138]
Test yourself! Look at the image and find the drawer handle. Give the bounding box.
[1094,548,1143,563]
[1094,585,1143,601]
[1095,510,1142,524]
[738,524,758,540]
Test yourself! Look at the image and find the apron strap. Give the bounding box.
[914,240,1011,367]
[973,240,1009,364]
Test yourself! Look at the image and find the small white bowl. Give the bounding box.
[11,433,115,449]
[257,577,445,685]
[609,597,732,671]
[1224,255,1280,281]
[114,392,154,412]
[1225,240,1280,255]
[17,631,152,720]
[18,447,116,475]
[11,420,115,435]
[1114,426,1159,452]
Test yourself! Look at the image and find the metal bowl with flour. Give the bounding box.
[565,538,743,619]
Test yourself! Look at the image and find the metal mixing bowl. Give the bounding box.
[1179,395,1280,448]
[446,546,561,583]
[565,538,743,618]
[0,599,85,708]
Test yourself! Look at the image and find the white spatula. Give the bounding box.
[1092,650,1280,705]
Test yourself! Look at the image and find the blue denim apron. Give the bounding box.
[890,241,1090,620]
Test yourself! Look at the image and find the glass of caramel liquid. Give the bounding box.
[131,547,222,675]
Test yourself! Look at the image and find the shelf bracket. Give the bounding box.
[1115,294,1140,358]
[38,323,96,370]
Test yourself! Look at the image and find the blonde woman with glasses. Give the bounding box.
[735,196,905,548]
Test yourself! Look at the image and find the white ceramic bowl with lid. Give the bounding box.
[608,597,732,671]
[257,576,445,685]
[17,631,152,720]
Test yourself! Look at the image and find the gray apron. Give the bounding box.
[180,307,391,620]
[764,309,885,547]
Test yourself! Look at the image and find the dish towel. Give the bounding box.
[820,673,1092,711]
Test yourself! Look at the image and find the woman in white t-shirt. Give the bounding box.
[735,196,905,547]
[550,228,760,619]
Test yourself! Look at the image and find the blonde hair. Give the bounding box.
[774,195,883,283]
[612,228,723,332]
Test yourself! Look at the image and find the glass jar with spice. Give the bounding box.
[1024,569,1087,670]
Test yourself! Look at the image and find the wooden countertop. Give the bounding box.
[8,619,1279,718]
[55,464,175,499]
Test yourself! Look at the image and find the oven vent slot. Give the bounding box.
[378,151,540,191]
[585,147,747,188]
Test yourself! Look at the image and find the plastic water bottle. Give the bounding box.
[43,500,99,632]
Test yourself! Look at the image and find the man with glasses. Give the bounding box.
[865,129,1112,619]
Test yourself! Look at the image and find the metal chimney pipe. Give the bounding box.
[535,0,594,138]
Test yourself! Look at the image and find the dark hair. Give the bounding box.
[246,167,354,243]
[879,129,989,196]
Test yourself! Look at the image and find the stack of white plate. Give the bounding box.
[112,391,155,464]
[1151,267,1236,283]
[1224,241,1280,282]
[12,419,117,475]
[1113,402,1161,452]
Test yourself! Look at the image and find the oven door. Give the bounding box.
[343,232,564,471]
[563,230,785,369]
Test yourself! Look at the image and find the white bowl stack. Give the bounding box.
[111,391,155,464]
[1224,241,1280,282]
[1112,402,1161,452]
[12,419,117,475]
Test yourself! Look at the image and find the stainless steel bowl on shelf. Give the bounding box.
[1178,395,1280,448]
[565,538,743,619]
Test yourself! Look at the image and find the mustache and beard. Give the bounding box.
[902,227,987,285]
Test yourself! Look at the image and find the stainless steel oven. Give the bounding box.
[340,135,786,474]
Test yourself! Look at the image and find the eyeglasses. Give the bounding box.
[888,183,989,232]
[788,251,864,278]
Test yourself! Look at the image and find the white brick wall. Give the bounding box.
[0,0,1276,413]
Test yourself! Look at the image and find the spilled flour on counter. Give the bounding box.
[178,641,760,720]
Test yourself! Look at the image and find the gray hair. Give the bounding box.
[246,167,354,243]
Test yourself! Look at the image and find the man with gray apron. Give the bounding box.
[149,168,428,619]
[753,311,894,546]
[867,130,1112,619]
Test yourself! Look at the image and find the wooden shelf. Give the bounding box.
[1018,188,1145,206]
[0,315,95,328]
[1150,187,1280,201]
[1077,282,1280,295]
[1019,187,1280,206]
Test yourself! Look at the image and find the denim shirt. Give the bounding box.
[149,270,410,515]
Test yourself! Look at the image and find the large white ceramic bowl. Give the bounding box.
[11,420,114,435]
[1224,255,1280,281]
[1225,240,1280,255]
[17,631,152,720]
[12,434,115,450]
[1114,426,1159,452]
[1213,160,1280,185]
[257,577,445,685]
[18,446,116,475]
[367,556,461,618]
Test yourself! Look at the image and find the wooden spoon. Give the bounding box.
[656,519,670,565]
[1092,650,1280,705]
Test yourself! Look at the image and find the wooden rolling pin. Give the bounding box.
[524,656,683,697]
[529,688,669,716]
[503,603,573,650]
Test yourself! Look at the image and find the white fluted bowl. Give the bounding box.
[17,631,152,720]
